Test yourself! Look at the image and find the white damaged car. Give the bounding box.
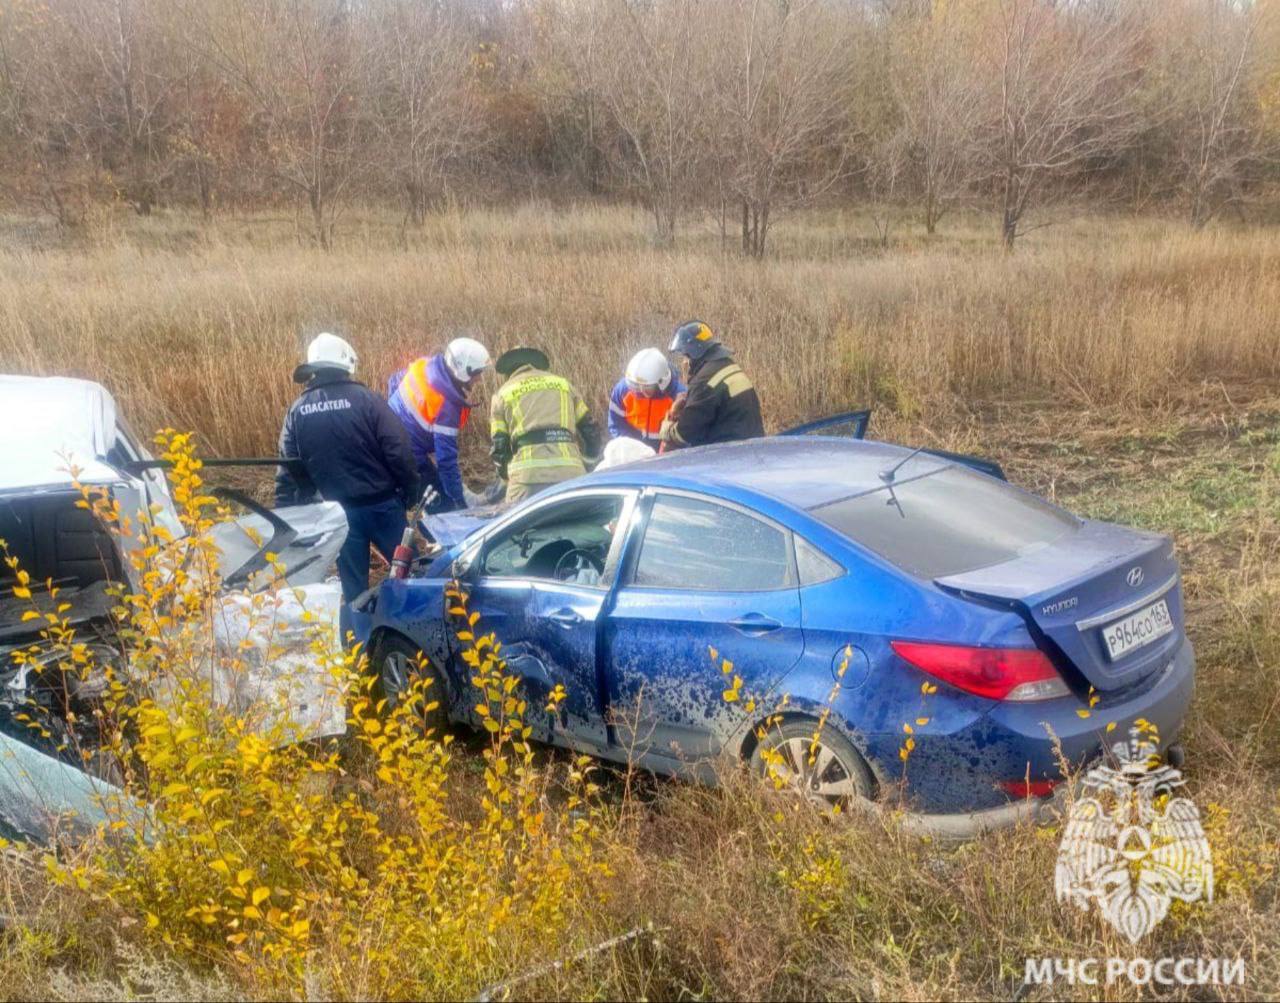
[0,375,349,841]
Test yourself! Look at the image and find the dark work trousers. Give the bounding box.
[337,497,407,602]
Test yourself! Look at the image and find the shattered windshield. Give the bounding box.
[810,465,1077,579]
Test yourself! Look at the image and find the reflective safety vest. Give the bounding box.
[395,356,470,437]
[386,354,472,508]
[491,366,589,485]
[607,377,685,444]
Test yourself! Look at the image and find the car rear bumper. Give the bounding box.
[868,636,1195,815]
[894,776,1073,839]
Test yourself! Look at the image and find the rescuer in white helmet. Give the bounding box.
[607,347,686,448]
[386,335,492,513]
[276,332,419,602]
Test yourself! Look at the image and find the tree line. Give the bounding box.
[1,0,1277,252]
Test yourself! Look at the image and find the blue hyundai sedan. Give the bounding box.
[348,438,1194,835]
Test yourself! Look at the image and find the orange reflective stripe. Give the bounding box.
[399,357,472,435]
[623,391,673,437]
[402,358,445,424]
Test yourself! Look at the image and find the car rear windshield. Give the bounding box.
[810,464,1077,579]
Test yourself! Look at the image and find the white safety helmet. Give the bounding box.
[444,336,492,384]
[624,348,672,393]
[306,332,358,374]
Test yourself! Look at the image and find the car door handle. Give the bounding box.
[728,614,783,636]
[547,608,583,629]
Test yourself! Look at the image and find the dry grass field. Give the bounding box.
[1,205,1278,1000]
[2,205,1278,459]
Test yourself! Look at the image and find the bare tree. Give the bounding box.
[712,0,857,257]
[68,0,186,215]
[0,2,106,226]
[1157,0,1275,227]
[977,0,1146,248]
[524,0,609,196]
[887,2,984,235]
[865,131,908,247]
[592,0,716,245]
[363,0,484,226]
[188,0,367,248]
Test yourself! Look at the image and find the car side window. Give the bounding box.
[796,536,844,586]
[480,494,626,587]
[632,493,793,592]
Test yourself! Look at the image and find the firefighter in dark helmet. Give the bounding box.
[659,321,764,449]
[489,347,601,503]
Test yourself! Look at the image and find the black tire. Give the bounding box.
[750,718,875,812]
[372,633,448,735]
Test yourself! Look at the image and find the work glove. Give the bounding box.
[490,432,512,481]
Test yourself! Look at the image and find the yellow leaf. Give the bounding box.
[252,887,270,907]
[721,689,739,703]
[242,906,262,920]
[1076,709,1091,719]
[12,586,31,600]
[1105,722,1117,733]
[915,717,930,726]
[20,610,40,622]
[902,723,913,734]
[145,912,160,929]
[209,860,231,878]
[236,868,253,887]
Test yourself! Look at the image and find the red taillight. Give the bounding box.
[890,640,1067,702]
[999,779,1060,799]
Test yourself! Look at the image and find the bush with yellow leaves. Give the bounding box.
[8,432,609,998]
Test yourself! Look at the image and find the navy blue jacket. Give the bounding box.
[275,369,419,508]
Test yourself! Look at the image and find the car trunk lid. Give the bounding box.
[935,520,1184,694]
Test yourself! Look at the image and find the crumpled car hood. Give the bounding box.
[420,505,506,550]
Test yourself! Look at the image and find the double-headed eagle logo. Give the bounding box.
[1054,729,1213,943]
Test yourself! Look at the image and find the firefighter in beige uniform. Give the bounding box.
[489,347,602,503]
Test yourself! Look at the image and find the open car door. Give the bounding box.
[781,409,1007,481]
[780,410,872,440]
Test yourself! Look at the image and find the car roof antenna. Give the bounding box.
[879,445,927,484]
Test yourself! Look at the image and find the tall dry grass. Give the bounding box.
[1,205,1277,460]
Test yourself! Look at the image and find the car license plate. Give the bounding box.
[1102,599,1174,660]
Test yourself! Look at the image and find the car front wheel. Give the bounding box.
[373,633,448,735]
[750,719,874,812]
